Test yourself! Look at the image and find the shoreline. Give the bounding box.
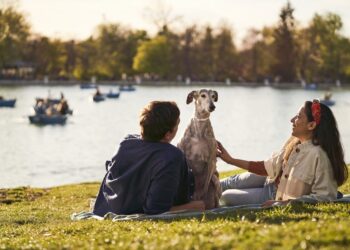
[0,79,349,90]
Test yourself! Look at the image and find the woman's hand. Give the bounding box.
[216,141,233,164]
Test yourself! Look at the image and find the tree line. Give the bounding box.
[1,2,350,84]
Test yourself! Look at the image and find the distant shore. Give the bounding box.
[0,79,349,90]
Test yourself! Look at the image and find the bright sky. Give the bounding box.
[18,0,350,46]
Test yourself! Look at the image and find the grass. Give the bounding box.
[1,169,350,249]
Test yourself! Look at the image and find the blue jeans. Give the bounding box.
[220,172,276,206]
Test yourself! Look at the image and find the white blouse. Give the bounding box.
[264,140,338,201]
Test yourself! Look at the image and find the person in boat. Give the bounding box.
[217,99,348,206]
[324,92,332,101]
[57,100,69,115]
[35,100,46,115]
[94,87,102,97]
[93,101,204,216]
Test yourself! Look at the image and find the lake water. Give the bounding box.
[1,85,350,188]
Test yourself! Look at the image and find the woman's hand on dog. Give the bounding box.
[216,141,233,164]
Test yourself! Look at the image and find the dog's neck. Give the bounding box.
[189,115,214,138]
[193,116,210,121]
[193,110,210,121]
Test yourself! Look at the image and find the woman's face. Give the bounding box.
[290,106,314,142]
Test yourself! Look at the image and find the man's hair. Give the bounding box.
[140,101,180,142]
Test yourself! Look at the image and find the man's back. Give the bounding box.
[93,135,192,216]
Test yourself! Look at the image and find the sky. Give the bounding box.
[16,0,350,46]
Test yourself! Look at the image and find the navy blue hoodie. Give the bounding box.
[93,135,193,216]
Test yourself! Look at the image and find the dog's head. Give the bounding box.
[186,89,218,114]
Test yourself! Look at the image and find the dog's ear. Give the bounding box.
[186,91,198,104]
[212,90,218,102]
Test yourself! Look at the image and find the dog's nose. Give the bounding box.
[209,104,216,112]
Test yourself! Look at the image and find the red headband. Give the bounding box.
[311,100,321,125]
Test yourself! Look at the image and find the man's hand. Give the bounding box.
[188,200,205,211]
[170,200,205,212]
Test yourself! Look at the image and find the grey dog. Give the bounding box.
[178,89,222,209]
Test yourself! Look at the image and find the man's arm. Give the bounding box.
[170,200,205,212]
[144,157,194,214]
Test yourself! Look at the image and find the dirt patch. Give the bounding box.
[0,187,49,204]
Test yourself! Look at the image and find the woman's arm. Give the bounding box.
[216,141,250,170]
[217,141,267,175]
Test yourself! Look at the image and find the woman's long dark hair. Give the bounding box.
[305,101,348,186]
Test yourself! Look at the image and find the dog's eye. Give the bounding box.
[201,94,206,98]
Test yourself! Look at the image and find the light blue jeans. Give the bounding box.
[220,172,276,206]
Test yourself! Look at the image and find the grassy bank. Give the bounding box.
[1,170,350,249]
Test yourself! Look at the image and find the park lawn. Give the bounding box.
[1,169,350,250]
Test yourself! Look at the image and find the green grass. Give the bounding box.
[1,169,350,249]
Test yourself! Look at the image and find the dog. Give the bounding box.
[178,89,221,209]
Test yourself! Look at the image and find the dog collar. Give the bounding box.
[193,117,209,121]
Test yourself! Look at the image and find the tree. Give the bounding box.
[197,26,215,81]
[238,27,276,82]
[297,13,350,83]
[0,4,29,68]
[22,36,64,78]
[73,37,98,80]
[272,1,297,82]
[179,25,199,80]
[91,23,148,79]
[213,25,237,81]
[133,35,173,79]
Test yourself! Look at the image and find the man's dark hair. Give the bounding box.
[140,101,180,142]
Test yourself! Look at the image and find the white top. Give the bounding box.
[264,140,338,201]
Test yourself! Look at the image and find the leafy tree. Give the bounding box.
[22,36,64,78]
[179,25,200,80]
[272,1,297,82]
[62,40,76,79]
[133,35,173,79]
[238,27,276,82]
[297,13,350,83]
[92,23,148,79]
[197,26,215,81]
[0,4,29,68]
[118,30,148,76]
[73,37,98,80]
[214,25,237,81]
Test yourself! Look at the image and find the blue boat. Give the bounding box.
[29,114,67,125]
[0,98,16,107]
[93,95,106,102]
[304,83,317,90]
[321,99,335,106]
[80,83,97,89]
[119,85,136,92]
[106,91,120,98]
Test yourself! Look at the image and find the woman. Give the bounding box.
[93,101,204,216]
[217,100,348,206]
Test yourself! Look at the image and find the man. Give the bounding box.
[93,101,204,216]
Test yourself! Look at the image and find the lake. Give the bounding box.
[1,84,350,188]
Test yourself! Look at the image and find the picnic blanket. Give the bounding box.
[71,194,350,222]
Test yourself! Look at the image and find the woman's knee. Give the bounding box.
[220,190,240,206]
